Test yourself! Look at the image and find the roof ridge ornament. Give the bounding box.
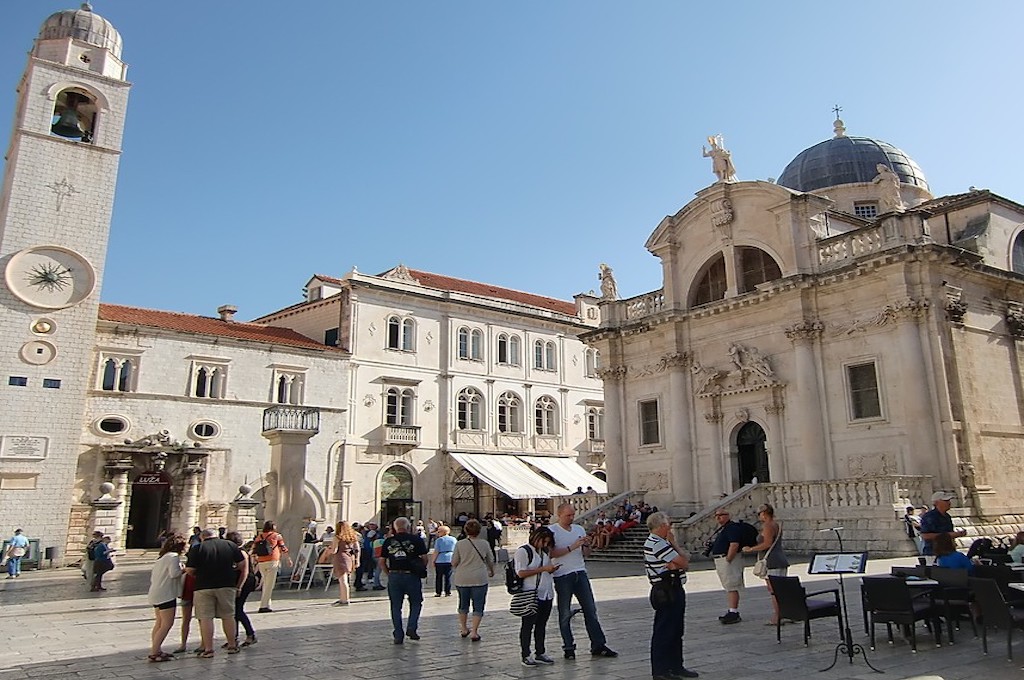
[702,134,737,183]
[81,2,93,10]
[382,263,420,284]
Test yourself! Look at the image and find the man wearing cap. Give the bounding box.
[919,491,967,556]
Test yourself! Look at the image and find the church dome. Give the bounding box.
[38,3,122,58]
[777,128,928,194]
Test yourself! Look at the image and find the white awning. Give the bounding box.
[518,455,608,494]
[450,452,572,499]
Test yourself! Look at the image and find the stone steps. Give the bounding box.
[588,526,648,563]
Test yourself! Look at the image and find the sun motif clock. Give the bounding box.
[5,245,96,309]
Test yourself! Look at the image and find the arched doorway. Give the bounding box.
[450,467,477,526]
[126,470,172,548]
[736,421,769,485]
[380,465,420,527]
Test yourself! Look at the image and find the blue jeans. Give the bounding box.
[6,557,21,576]
[456,584,488,616]
[554,570,606,652]
[387,573,423,641]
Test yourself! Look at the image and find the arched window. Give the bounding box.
[508,335,521,365]
[534,339,544,368]
[497,334,511,364]
[51,88,97,143]
[457,387,484,430]
[387,316,415,350]
[386,387,415,425]
[458,327,470,359]
[534,395,558,435]
[738,247,782,293]
[584,348,600,377]
[194,365,226,399]
[692,253,727,307]
[587,406,604,440]
[1013,231,1024,274]
[277,375,290,404]
[497,391,522,433]
[533,339,557,370]
[545,341,557,371]
[380,465,414,500]
[470,329,484,361]
[101,357,135,392]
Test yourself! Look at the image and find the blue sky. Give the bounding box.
[2,2,1022,319]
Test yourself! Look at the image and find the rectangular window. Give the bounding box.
[42,379,61,389]
[8,377,27,387]
[324,327,339,347]
[639,399,660,445]
[854,202,878,219]
[847,362,882,420]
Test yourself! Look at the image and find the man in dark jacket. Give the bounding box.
[378,517,428,644]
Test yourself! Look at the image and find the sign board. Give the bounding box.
[808,552,869,575]
[290,543,316,584]
[0,436,48,460]
[134,471,172,486]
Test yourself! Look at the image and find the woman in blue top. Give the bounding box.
[91,536,115,591]
[933,532,973,574]
[431,525,457,597]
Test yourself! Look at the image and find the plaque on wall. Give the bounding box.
[0,435,48,460]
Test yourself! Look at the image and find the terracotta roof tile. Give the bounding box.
[98,303,336,352]
[401,269,578,316]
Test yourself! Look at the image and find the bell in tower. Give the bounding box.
[51,90,95,141]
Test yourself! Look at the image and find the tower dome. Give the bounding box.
[38,3,122,58]
[777,121,928,194]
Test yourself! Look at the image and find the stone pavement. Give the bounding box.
[0,555,1018,680]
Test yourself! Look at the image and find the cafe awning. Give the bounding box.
[449,452,572,499]
[518,455,607,494]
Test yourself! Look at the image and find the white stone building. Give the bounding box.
[0,6,605,560]
[257,266,607,529]
[586,120,1024,551]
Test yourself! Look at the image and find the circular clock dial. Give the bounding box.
[5,245,95,309]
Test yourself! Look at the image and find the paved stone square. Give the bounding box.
[0,555,1018,680]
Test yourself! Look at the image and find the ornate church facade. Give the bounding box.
[586,117,1024,535]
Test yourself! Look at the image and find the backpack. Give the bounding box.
[253,533,274,557]
[505,545,534,594]
[735,520,759,548]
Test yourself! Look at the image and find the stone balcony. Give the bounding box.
[384,424,420,446]
[262,405,320,434]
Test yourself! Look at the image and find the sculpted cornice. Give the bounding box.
[784,319,824,342]
[829,298,930,336]
[623,352,692,378]
[692,343,782,397]
[596,365,628,382]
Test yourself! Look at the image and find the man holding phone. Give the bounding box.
[550,503,617,660]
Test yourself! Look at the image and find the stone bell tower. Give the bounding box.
[0,4,130,556]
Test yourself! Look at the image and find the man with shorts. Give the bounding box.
[709,510,743,624]
[185,528,248,657]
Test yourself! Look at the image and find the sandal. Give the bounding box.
[172,645,187,654]
[460,630,470,638]
[196,650,214,659]
[147,654,172,663]
[241,637,257,647]
[470,635,481,642]
[226,646,240,655]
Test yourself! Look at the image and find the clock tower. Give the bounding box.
[0,4,130,553]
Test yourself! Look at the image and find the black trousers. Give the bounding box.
[434,563,452,595]
[520,598,554,659]
[235,584,256,639]
[651,585,686,677]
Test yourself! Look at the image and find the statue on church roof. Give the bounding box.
[702,135,737,183]
[598,263,618,301]
[873,163,905,212]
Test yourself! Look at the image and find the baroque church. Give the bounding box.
[586,122,1024,550]
[0,5,605,562]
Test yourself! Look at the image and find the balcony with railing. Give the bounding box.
[385,424,421,446]
[262,406,320,434]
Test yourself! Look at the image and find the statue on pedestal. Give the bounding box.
[702,134,737,183]
[598,263,618,300]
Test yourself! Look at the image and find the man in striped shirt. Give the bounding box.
[643,512,698,679]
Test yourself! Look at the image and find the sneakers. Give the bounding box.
[257,607,273,613]
[534,653,555,665]
[591,646,618,658]
[719,611,741,625]
[406,631,420,641]
[522,657,538,667]
[564,650,576,660]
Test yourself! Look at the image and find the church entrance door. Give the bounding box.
[737,422,769,485]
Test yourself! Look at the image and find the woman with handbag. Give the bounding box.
[741,504,789,625]
[91,536,116,591]
[330,521,361,606]
[146,534,186,662]
[451,519,494,641]
[515,526,560,667]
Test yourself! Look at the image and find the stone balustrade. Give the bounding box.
[816,217,917,268]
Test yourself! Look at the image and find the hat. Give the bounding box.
[931,491,956,503]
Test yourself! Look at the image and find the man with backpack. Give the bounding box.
[82,530,103,587]
[707,510,753,624]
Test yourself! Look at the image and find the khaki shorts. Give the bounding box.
[193,587,235,619]
[714,556,745,591]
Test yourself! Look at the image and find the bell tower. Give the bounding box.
[0,4,130,554]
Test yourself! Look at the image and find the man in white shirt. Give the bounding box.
[550,503,617,660]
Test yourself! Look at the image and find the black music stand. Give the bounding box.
[809,531,881,673]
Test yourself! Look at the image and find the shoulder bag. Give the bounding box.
[751,522,781,579]
[510,550,541,617]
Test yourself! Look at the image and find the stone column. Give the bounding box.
[893,300,935,474]
[597,366,627,493]
[262,407,320,549]
[180,466,202,532]
[665,352,697,514]
[341,480,353,522]
[103,459,133,548]
[785,321,827,480]
[765,393,788,482]
[705,399,727,497]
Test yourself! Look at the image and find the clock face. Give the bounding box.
[5,246,95,309]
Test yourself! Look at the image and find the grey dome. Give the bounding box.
[777,136,928,193]
[38,3,122,58]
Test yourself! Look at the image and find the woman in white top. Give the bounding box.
[146,534,186,662]
[515,526,561,667]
